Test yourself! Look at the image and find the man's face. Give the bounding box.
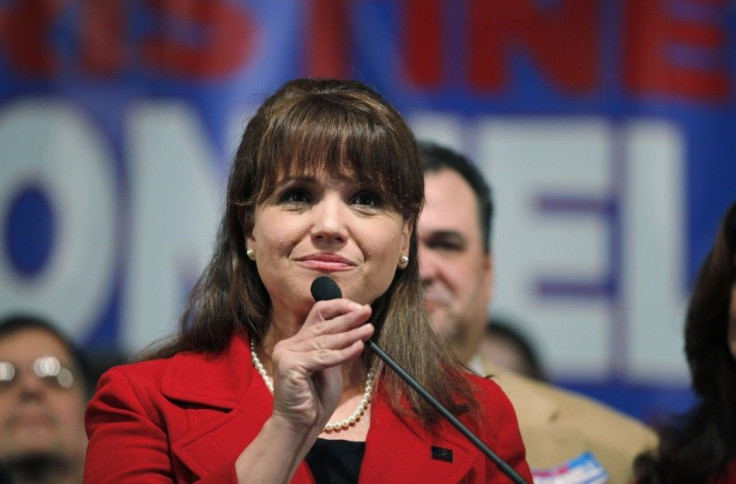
[0,327,87,464]
[419,169,493,363]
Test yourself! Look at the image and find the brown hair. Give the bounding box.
[636,202,736,483]
[145,78,476,425]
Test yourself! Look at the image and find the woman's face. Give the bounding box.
[247,169,411,324]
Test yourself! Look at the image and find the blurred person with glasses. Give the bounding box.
[0,314,89,484]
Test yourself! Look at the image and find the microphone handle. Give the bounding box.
[365,339,528,484]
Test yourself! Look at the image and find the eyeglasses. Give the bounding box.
[0,356,75,391]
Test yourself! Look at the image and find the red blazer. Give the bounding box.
[84,334,531,483]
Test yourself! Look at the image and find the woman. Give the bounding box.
[84,78,531,483]
[635,202,736,483]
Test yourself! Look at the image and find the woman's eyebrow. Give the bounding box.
[275,175,318,185]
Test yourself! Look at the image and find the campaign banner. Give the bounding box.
[1,0,733,418]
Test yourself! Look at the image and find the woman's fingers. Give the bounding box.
[284,299,372,351]
[304,299,372,331]
[274,299,374,373]
[277,325,374,373]
[272,298,373,370]
[268,299,375,431]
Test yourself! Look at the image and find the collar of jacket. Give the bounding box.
[160,333,482,483]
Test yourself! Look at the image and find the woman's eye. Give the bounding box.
[352,191,382,207]
[280,189,312,204]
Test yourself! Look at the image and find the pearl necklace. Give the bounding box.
[250,341,375,432]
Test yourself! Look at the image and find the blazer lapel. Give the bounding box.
[162,334,290,480]
[359,395,478,484]
[161,338,481,483]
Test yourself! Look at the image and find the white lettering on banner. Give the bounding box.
[122,103,221,351]
[410,114,688,381]
[623,121,686,381]
[481,118,612,377]
[0,104,688,381]
[0,101,117,340]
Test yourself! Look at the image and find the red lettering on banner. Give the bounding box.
[623,0,729,102]
[305,0,349,79]
[0,0,62,76]
[143,0,252,78]
[403,0,443,87]
[467,0,599,93]
[81,0,124,76]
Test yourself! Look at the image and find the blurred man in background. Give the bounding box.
[0,315,89,484]
[418,141,657,484]
[481,316,548,382]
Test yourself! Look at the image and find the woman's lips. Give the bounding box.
[297,254,356,271]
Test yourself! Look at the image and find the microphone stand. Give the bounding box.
[310,277,528,483]
[366,340,528,484]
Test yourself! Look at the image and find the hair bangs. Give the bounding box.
[251,92,422,219]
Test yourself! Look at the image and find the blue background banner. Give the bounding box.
[1,0,734,421]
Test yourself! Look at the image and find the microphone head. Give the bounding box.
[311,276,342,301]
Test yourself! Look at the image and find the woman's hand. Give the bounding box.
[269,298,374,434]
[234,299,374,483]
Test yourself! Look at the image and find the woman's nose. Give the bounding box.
[310,196,348,243]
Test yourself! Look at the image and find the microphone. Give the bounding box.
[311,276,343,301]
[310,276,528,484]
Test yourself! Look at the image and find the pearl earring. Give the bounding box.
[246,248,255,260]
[399,255,409,267]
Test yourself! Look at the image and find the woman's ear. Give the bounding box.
[238,205,257,258]
[397,219,413,268]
